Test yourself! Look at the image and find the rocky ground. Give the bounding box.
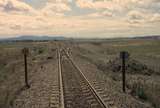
[12,60,59,108]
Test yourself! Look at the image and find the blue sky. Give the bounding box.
[0,0,160,38]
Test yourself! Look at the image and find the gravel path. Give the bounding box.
[61,56,104,108]
[13,59,59,108]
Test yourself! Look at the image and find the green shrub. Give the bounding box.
[38,49,44,54]
[131,82,147,100]
[137,87,147,100]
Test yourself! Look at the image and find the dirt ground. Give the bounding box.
[0,38,160,108]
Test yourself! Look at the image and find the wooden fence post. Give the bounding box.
[22,48,30,88]
[120,51,129,93]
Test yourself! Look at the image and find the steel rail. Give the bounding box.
[57,48,65,108]
[63,49,108,108]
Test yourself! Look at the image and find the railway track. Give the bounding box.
[55,48,107,108]
[49,48,65,108]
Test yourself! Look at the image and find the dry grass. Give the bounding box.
[0,42,56,107]
[0,39,160,108]
[73,38,160,108]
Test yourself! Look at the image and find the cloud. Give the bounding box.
[0,0,160,38]
[86,10,114,18]
[126,10,160,26]
[76,0,122,12]
[126,10,147,24]
[150,13,160,22]
[40,0,71,16]
[76,0,160,15]
[0,0,37,15]
[0,11,130,38]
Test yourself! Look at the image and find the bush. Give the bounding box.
[38,49,44,54]
[131,82,147,100]
[130,81,160,108]
[137,87,147,100]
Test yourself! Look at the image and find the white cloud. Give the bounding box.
[126,10,147,24]
[76,0,160,15]
[150,13,160,22]
[0,0,160,38]
[86,10,114,18]
[0,0,37,15]
[40,0,71,16]
[76,0,122,12]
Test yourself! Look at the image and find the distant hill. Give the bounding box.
[132,35,160,40]
[0,35,160,42]
[0,35,66,41]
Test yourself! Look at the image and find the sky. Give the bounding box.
[0,0,160,38]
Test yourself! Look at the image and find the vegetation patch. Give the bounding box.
[90,42,102,46]
[38,48,44,54]
[106,58,155,75]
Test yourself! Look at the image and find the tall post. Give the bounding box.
[22,48,30,88]
[120,51,129,93]
[122,52,126,93]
